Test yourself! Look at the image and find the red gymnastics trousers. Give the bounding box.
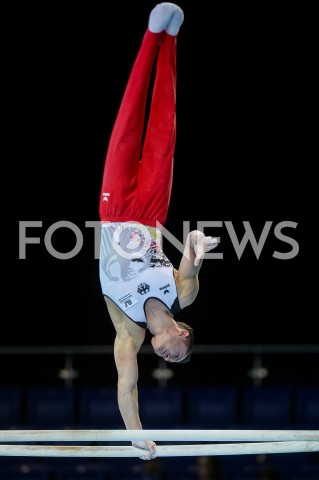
[99,29,177,228]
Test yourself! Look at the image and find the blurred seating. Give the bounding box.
[258,452,312,478]
[138,386,184,428]
[0,387,22,428]
[26,387,75,428]
[1,462,51,480]
[186,386,238,428]
[53,463,108,480]
[240,386,293,428]
[294,386,319,428]
[78,387,123,428]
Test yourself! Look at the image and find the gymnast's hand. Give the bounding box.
[132,440,157,460]
[192,231,218,266]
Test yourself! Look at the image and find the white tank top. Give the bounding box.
[99,222,181,328]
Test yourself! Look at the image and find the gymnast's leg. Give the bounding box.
[99,3,184,225]
[136,3,184,227]
[99,28,162,222]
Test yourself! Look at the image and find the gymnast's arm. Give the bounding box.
[176,230,218,307]
[114,332,156,460]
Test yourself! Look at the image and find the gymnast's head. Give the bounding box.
[151,321,194,363]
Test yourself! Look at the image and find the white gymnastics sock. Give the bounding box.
[165,5,184,35]
[148,3,183,34]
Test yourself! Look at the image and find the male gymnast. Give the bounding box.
[99,3,218,460]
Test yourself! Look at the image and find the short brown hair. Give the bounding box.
[176,322,194,363]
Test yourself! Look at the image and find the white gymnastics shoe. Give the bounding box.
[148,3,184,35]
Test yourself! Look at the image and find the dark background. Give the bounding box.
[5,0,316,349]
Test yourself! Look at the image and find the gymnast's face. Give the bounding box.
[151,329,189,363]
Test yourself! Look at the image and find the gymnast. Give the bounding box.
[99,3,218,460]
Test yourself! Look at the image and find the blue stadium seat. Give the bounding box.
[219,455,259,478]
[2,463,51,480]
[300,462,319,475]
[26,387,75,428]
[287,474,319,480]
[78,387,123,428]
[294,386,319,428]
[138,386,184,428]
[94,458,141,480]
[241,386,293,428]
[230,475,256,480]
[186,386,238,428]
[160,456,197,476]
[260,452,312,477]
[0,388,22,428]
[53,464,108,480]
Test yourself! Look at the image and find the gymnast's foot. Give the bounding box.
[148,3,184,36]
